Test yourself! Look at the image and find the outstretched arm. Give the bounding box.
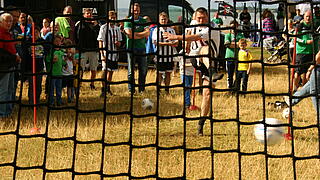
[125,28,150,39]
[162,31,202,41]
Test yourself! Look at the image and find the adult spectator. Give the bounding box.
[0,13,21,118]
[224,20,244,89]
[75,8,100,90]
[262,9,276,51]
[124,3,150,93]
[55,6,75,43]
[282,19,295,62]
[293,10,314,92]
[163,7,223,136]
[97,10,122,96]
[293,9,303,26]
[277,3,285,31]
[239,7,251,38]
[40,18,51,39]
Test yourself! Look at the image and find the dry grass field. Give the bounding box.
[0,47,320,179]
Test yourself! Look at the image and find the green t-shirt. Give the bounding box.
[124,16,147,49]
[296,22,314,54]
[46,49,66,76]
[211,18,223,26]
[224,32,245,59]
[55,17,70,38]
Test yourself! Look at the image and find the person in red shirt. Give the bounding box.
[0,13,21,118]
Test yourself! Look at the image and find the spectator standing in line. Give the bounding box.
[277,3,285,31]
[152,12,178,94]
[224,20,244,89]
[234,38,253,92]
[97,10,122,97]
[45,35,66,106]
[239,7,251,38]
[282,19,295,62]
[40,18,51,39]
[56,6,75,43]
[293,10,314,92]
[7,7,21,108]
[75,8,100,90]
[0,13,21,118]
[124,3,150,93]
[211,12,223,27]
[293,9,303,26]
[163,7,223,135]
[24,27,45,105]
[62,39,75,103]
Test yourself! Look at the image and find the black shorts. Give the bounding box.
[62,75,74,88]
[157,61,174,73]
[295,54,313,75]
[102,60,118,71]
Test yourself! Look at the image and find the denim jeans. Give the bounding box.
[49,78,62,105]
[226,61,236,88]
[27,74,43,105]
[235,71,249,91]
[127,50,148,93]
[0,70,14,117]
[181,75,193,107]
[292,68,320,118]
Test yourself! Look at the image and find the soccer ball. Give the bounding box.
[142,98,154,110]
[254,118,285,146]
[282,108,294,119]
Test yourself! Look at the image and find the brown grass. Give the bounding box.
[0,48,319,179]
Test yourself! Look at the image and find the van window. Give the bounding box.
[168,5,192,24]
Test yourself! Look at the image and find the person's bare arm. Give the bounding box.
[163,31,202,41]
[98,40,106,61]
[157,41,178,46]
[124,28,150,39]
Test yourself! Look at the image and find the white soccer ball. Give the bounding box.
[142,98,154,110]
[254,118,285,146]
[282,108,294,119]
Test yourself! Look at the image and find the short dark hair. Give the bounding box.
[195,7,208,16]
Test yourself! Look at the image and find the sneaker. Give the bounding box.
[197,124,204,136]
[212,73,224,82]
[283,96,290,107]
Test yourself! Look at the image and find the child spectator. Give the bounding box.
[62,39,74,103]
[224,20,244,89]
[41,18,50,39]
[179,53,194,109]
[152,12,178,93]
[25,27,45,105]
[73,49,83,96]
[211,12,223,27]
[46,35,66,106]
[234,39,253,92]
[97,10,122,97]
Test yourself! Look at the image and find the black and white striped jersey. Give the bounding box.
[97,23,122,61]
[186,26,220,58]
[152,27,178,63]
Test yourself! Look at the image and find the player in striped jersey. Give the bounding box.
[97,10,122,96]
[152,12,178,93]
[163,7,223,136]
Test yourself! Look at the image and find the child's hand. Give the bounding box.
[115,41,121,47]
[53,56,58,63]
